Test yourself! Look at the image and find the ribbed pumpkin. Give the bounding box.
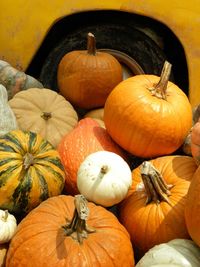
[0,130,65,215]
[0,60,43,99]
[58,118,127,195]
[118,155,197,255]
[6,194,135,267]
[57,32,123,109]
[104,61,192,158]
[9,88,78,148]
[185,166,200,246]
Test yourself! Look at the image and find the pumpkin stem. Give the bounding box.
[23,153,35,169]
[62,194,96,243]
[41,112,52,120]
[1,210,8,221]
[151,61,172,100]
[87,32,96,55]
[140,161,173,205]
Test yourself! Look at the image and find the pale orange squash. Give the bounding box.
[9,88,78,148]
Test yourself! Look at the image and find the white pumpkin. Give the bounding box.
[77,151,132,207]
[136,239,200,267]
[0,210,17,244]
[0,84,17,136]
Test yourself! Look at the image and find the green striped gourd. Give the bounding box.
[0,130,65,215]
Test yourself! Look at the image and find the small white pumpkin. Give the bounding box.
[77,151,132,207]
[136,239,200,267]
[0,210,17,244]
[0,84,17,136]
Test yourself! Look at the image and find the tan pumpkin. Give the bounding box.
[84,108,105,127]
[0,60,43,99]
[104,61,192,158]
[57,32,123,109]
[9,88,78,148]
[0,243,8,267]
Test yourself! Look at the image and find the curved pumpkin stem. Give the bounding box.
[151,61,172,100]
[62,194,96,243]
[140,161,173,205]
[87,32,96,56]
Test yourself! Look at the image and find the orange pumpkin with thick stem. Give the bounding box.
[104,61,192,158]
[58,118,127,195]
[6,194,135,267]
[118,155,197,255]
[57,32,123,109]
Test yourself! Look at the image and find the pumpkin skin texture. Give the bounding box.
[0,60,43,100]
[57,33,123,109]
[104,62,192,158]
[58,118,127,195]
[136,239,200,267]
[118,155,197,255]
[0,130,65,215]
[6,195,135,267]
[185,166,200,247]
[9,88,78,148]
[0,243,8,267]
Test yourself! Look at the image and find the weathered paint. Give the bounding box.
[0,0,200,106]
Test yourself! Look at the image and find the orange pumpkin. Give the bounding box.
[6,194,135,267]
[185,166,200,246]
[118,155,197,255]
[58,118,127,195]
[57,32,123,109]
[104,61,192,158]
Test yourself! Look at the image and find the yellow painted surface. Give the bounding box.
[0,0,200,106]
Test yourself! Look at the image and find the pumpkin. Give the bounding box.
[185,166,200,247]
[0,210,17,244]
[0,129,65,215]
[136,239,200,267]
[182,104,200,156]
[77,151,132,207]
[0,84,17,136]
[0,60,43,99]
[104,61,192,158]
[118,155,197,255]
[190,121,200,165]
[9,88,78,148]
[58,118,127,195]
[57,32,123,109]
[84,108,105,127]
[6,194,135,267]
[0,243,8,267]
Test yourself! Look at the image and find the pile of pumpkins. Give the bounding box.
[0,32,200,266]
